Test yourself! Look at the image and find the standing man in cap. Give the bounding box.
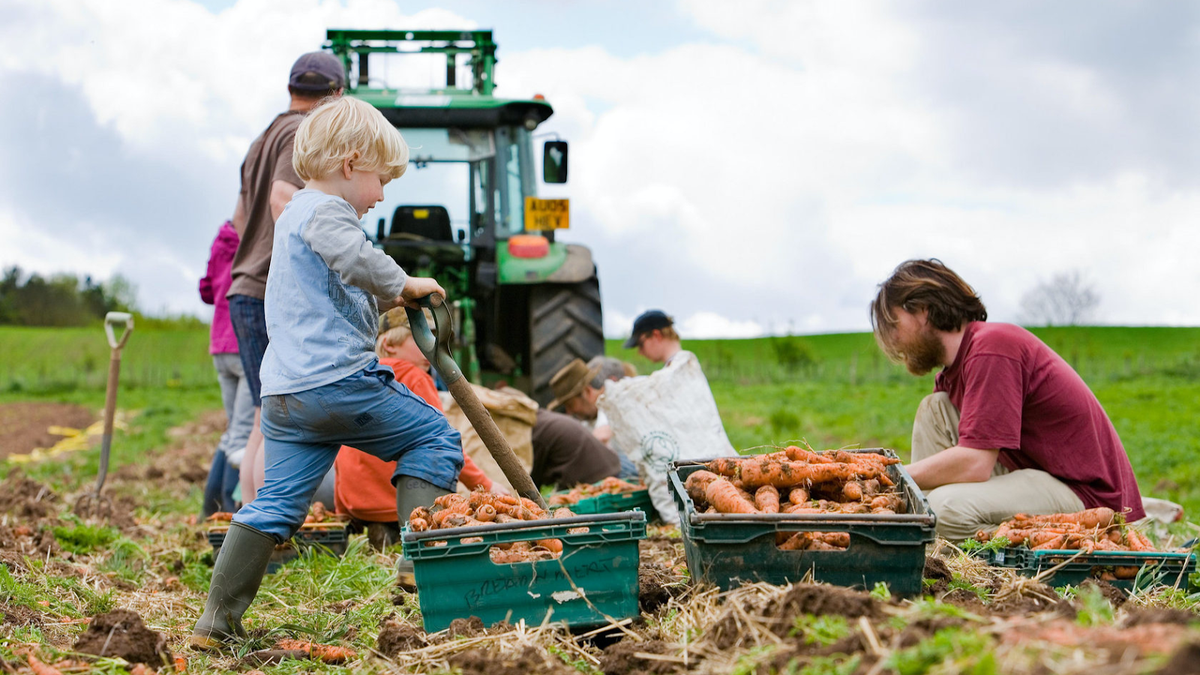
[227,52,345,502]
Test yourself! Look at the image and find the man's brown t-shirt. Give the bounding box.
[531,409,621,490]
[228,111,305,299]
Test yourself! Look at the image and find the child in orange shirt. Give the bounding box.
[334,308,492,550]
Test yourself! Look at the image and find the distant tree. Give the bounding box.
[1019,270,1100,327]
[0,266,138,326]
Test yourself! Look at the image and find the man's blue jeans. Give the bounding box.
[233,363,463,541]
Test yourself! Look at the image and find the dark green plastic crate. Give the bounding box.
[670,450,937,596]
[402,512,646,632]
[209,525,348,574]
[972,547,1197,591]
[566,488,656,520]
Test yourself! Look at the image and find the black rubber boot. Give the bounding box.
[190,522,276,649]
[395,475,451,591]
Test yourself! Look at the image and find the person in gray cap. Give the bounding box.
[227,52,345,504]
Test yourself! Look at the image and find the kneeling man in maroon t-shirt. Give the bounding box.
[870,259,1145,540]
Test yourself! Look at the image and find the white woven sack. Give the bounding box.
[598,351,734,524]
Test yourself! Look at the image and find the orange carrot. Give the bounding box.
[685,470,721,504]
[705,458,742,477]
[1011,507,1116,530]
[815,532,850,547]
[275,639,356,664]
[778,532,813,550]
[409,517,430,532]
[473,504,497,522]
[704,478,759,514]
[25,654,64,675]
[740,460,885,489]
[1127,528,1156,552]
[787,487,809,505]
[783,446,835,463]
[754,485,780,514]
[535,538,564,553]
[174,655,187,673]
[842,482,863,501]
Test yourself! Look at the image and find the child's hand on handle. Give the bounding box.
[397,276,447,309]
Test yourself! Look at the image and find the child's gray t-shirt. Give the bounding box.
[259,189,407,396]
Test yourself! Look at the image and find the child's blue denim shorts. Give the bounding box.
[233,362,462,540]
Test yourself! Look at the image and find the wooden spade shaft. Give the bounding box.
[404,296,547,509]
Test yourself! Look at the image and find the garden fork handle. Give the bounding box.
[405,296,547,509]
[95,312,134,496]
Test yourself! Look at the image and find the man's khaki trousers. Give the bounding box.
[913,392,1084,541]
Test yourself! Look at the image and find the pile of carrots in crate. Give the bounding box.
[549,476,644,506]
[975,507,1158,552]
[683,447,907,551]
[407,490,580,563]
[206,502,344,527]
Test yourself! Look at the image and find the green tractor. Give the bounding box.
[323,29,603,405]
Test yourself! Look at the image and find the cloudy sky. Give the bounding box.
[2,0,1198,337]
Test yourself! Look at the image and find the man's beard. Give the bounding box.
[899,327,946,376]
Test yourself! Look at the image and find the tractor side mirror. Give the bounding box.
[543,140,568,184]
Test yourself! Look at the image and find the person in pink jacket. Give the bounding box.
[200,221,254,515]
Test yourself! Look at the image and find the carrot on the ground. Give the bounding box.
[25,654,64,675]
[704,478,759,514]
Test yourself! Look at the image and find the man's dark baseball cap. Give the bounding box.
[289,51,346,92]
[623,310,673,348]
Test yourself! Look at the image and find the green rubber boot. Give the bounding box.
[190,522,276,650]
[395,475,451,591]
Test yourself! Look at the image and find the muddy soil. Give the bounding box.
[1159,642,1200,675]
[707,584,881,650]
[0,472,60,520]
[377,617,427,657]
[0,402,95,460]
[73,609,172,666]
[449,644,578,675]
[599,639,678,675]
[922,555,953,595]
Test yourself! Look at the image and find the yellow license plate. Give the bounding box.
[524,197,569,230]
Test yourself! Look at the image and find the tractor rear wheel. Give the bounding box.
[528,278,604,406]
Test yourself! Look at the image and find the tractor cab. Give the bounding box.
[324,30,601,405]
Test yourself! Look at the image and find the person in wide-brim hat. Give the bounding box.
[548,358,601,411]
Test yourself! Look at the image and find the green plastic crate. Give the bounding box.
[402,512,646,632]
[208,524,348,574]
[670,450,937,596]
[972,547,1197,591]
[563,487,656,519]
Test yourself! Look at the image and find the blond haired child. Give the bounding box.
[193,96,462,647]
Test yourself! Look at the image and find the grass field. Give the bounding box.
[2,324,1200,673]
[5,324,1200,513]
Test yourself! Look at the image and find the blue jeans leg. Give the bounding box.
[202,449,229,518]
[233,365,463,541]
[228,295,268,406]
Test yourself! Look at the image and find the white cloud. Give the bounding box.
[677,312,765,339]
[2,0,1199,333]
